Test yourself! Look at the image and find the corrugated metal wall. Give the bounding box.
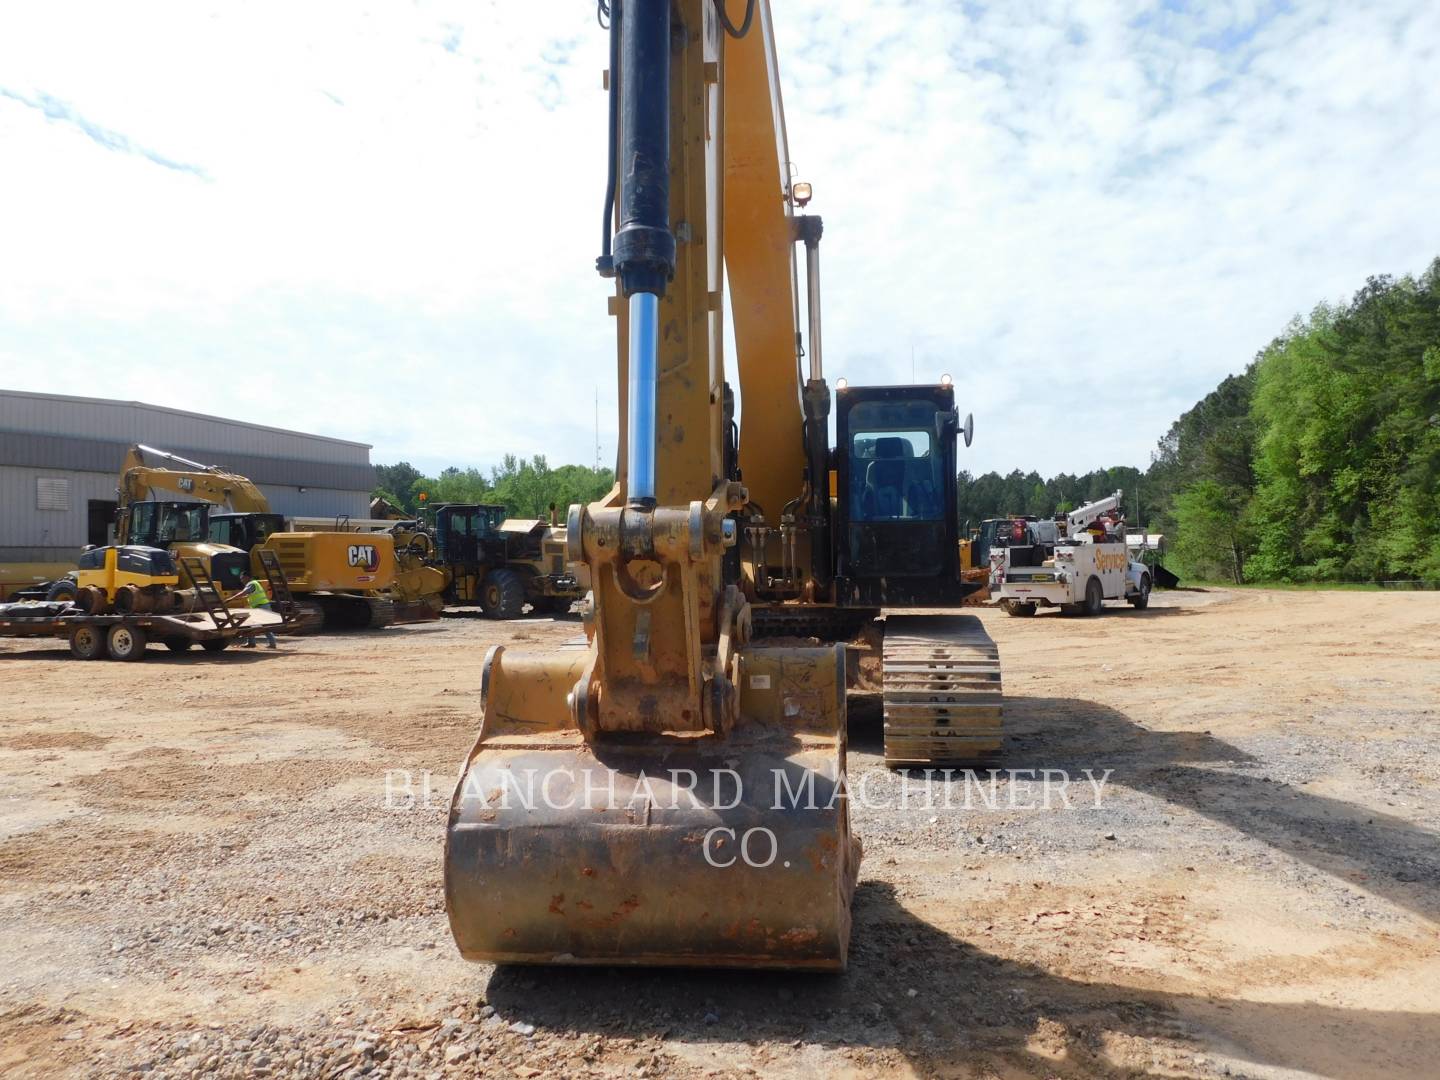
[0,431,375,491]
[0,390,369,466]
[0,465,118,559]
[0,390,375,561]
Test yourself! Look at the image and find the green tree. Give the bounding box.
[1247,262,1440,581]
[372,461,424,514]
[1172,479,1254,583]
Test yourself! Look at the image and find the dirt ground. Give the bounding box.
[1,588,1437,1079]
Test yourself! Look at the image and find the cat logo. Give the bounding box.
[347,544,381,572]
[177,477,194,492]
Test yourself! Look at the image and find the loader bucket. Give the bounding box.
[445,644,860,970]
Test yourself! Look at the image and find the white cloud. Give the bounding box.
[0,0,1435,482]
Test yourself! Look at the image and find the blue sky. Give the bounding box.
[0,0,1436,480]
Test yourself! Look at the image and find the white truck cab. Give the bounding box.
[994,492,1152,616]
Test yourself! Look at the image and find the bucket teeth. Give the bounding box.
[881,614,1003,765]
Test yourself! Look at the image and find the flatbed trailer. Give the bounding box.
[0,606,286,660]
[0,547,297,661]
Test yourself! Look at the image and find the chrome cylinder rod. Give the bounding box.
[804,232,823,382]
[627,291,660,505]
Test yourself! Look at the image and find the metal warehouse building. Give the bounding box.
[0,389,375,563]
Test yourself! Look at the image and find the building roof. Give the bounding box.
[0,388,372,450]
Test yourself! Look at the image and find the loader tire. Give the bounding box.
[201,639,230,653]
[1082,577,1104,617]
[106,624,148,662]
[69,625,106,660]
[1129,574,1151,610]
[1002,600,1036,617]
[480,569,527,619]
[162,635,194,652]
[47,579,77,603]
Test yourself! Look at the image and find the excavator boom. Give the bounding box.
[119,444,271,519]
[444,0,859,971]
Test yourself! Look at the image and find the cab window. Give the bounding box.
[129,503,157,544]
[158,505,207,544]
[849,401,946,522]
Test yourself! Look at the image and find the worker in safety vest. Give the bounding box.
[226,571,278,649]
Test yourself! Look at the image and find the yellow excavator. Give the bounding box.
[114,445,442,627]
[443,0,1000,971]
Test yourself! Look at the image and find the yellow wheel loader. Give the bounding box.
[426,504,583,617]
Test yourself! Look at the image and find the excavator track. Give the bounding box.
[313,594,396,630]
[882,613,1002,766]
[363,597,396,628]
[288,600,327,634]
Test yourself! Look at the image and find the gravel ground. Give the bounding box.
[1,588,1438,1078]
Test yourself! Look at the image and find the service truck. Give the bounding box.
[994,491,1152,616]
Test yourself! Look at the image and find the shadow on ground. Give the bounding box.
[485,877,1437,1078]
[480,691,1438,1078]
[850,693,1439,923]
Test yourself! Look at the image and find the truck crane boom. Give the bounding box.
[1067,490,1124,531]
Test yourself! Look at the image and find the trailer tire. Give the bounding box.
[106,624,148,661]
[69,625,106,660]
[1082,577,1104,616]
[201,639,230,653]
[480,569,527,619]
[162,635,194,652]
[1002,600,1036,617]
[1129,574,1151,610]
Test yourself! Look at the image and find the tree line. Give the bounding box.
[372,456,615,521]
[958,258,1440,584]
[374,258,1439,584]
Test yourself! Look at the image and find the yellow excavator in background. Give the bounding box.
[113,445,257,597]
[444,0,1000,971]
[115,445,442,627]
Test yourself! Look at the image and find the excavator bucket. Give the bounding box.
[445,643,860,970]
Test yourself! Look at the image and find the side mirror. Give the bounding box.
[962,412,974,448]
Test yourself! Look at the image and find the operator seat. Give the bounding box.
[907,479,939,519]
[863,437,907,519]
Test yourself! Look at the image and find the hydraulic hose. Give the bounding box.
[717,0,755,37]
[597,0,622,275]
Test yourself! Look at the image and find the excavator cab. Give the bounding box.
[208,512,287,552]
[834,384,974,606]
[124,501,250,592]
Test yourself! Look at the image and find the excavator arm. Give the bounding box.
[444,0,858,971]
[118,444,272,516]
